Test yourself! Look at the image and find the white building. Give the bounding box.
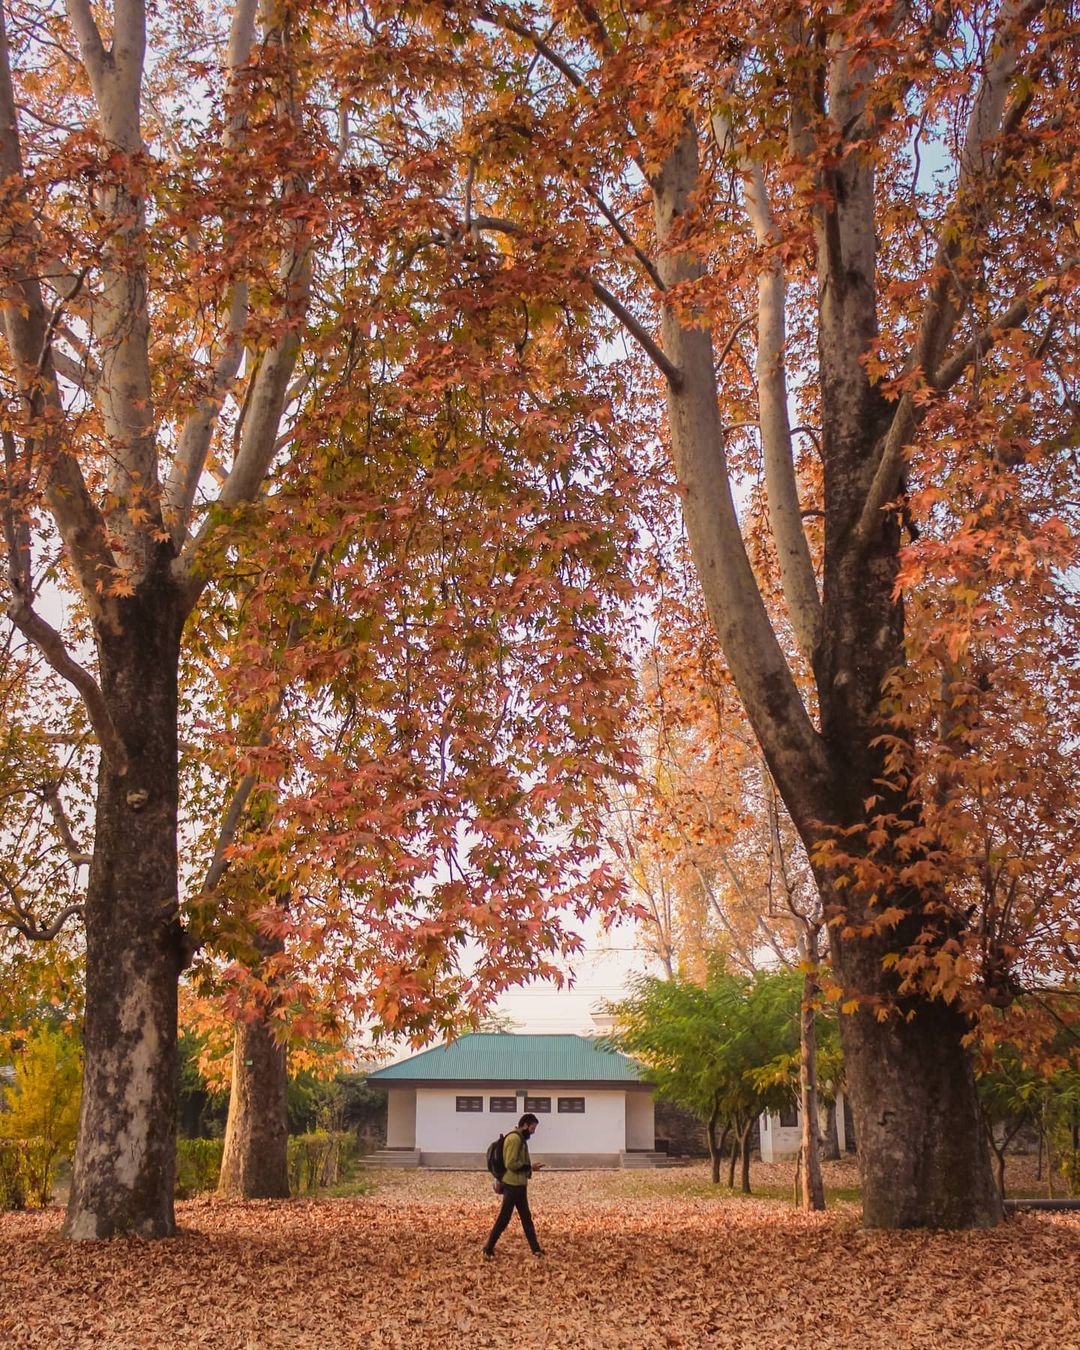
[366,1032,661,1168]
[759,1090,853,1162]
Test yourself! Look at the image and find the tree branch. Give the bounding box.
[453,213,680,385]
[61,0,109,93]
[933,288,1036,392]
[39,779,94,867]
[164,0,259,547]
[716,113,821,662]
[477,6,587,91]
[0,6,116,610]
[581,181,664,291]
[6,598,128,774]
[2,899,85,943]
[912,0,1047,380]
[163,284,248,546]
[587,276,681,388]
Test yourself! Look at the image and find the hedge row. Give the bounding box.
[174,1131,357,1199]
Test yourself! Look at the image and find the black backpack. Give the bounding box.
[486,1130,511,1179]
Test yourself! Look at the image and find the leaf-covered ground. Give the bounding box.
[2,1163,1078,1349]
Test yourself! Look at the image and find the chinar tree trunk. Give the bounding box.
[826,902,1001,1228]
[1,0,310,1242]
[64,570,186,1239]
[648,55,1006,1225]
[218,1010,290,1200]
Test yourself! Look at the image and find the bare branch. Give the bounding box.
[477,7,587,91]
[716,314,755,368]
[2,897,85,943]
[39,779,94,867]
[163,284,248,546]
[7,598,128,774]
[51,346,99,390]
[933,288,1036,392]
[0,866,84,942]
[450,213,680,385]
[581,182,664,291]
[652,119,832,824]
[587,277,681,388]
[913,0,1047,379]
[855,274,1053,551]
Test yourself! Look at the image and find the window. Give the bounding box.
[455,1096,483,1113]
[557,1097,586,1114]
[489,1097,517,1113]
[778,1102,798,1128]
[523,1096,551,1113]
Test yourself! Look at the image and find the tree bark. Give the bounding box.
[832,956,1000,1227]
[64,567,186,1239]
[218,1010,290,1200]
[821,1100,841,1162]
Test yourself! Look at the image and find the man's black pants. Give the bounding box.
[484,1183,540,1253]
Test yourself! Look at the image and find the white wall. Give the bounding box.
[413,1086,629,1154]
[386,1087,416,1148]
[759,1110,801,1162]
[625,1091,655,1150]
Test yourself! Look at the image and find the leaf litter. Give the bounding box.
[1,1164,1078,1349]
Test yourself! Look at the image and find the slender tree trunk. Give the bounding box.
[727,1121,739,1189]
[821,1099,841,1161]
[64,574,186,1239]
[1044,1114,1055,1199]
[714,1124,730,1186]
[218,1010,290,1199]
[706,1103,722,1185]
[797,935,826,1212]
[988,1131,1007,1201]
[739,1118,753,1195]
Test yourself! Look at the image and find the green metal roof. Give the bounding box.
[367,1033,642,1084]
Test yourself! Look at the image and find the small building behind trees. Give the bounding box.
[366,1033,661,1168]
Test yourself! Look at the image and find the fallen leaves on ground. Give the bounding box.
[1,1164,1078,1349]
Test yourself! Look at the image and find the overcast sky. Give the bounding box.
[492,915,655,1034]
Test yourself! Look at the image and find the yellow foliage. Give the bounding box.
[0,1027,82,1208]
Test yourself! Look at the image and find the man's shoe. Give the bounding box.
[531,1249,546,1257]
[482,1249,495,1260]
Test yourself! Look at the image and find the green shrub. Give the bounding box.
[287,1131,356,1195]
[175,1137,224,1198]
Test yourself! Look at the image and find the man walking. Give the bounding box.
[483,1112,545,1258]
